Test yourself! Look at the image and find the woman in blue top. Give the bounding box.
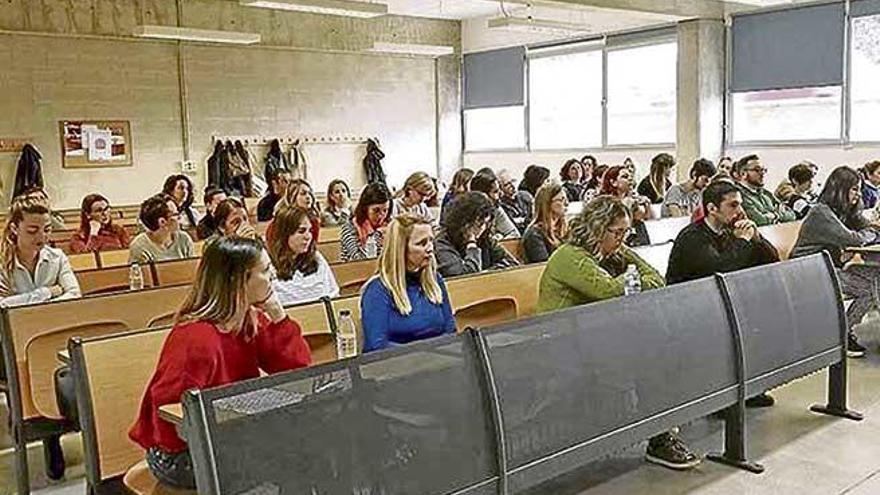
[360,214,456,352]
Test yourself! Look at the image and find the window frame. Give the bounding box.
[725,2,880,148]
[462,30,679,154]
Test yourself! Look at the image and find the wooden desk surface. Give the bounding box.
[846,245,880,253]
[159,403,184,426]
[57,349,70,365]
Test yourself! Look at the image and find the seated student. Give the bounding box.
[662,159,716,218]
[0,196,81,307]
[393,171,436,222]
[560,158,585,203]
[195,187,228,240]
[717,156,734,177]
[522,183,568,263]
[637,153,676,204]
[435,191,518,277]
[734,155,797,226]
[361,214,456,352]
[16,187,66,230]
[257,169,291,222]
[70,193,131,253]
[470,168,520,240]
[269,206,339,305]
[211,197,258,241]
[579,157,598,202]
[269,178,320,245]
[537,195,698,470]
[792,166,880,358]
[129,194,195,263]
[162,174,201,231]
[666,181,780,407]
[775,162,817,220]
[860,160,880,211]
[129,237,311,489]
[320,179,352,227]
[442,168,474,207]
[601,165,654,246]
[518,164,550,201]
[340,183,392,262]
[497,169,533,233]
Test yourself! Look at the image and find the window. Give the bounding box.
[606,42,677,145]
[464,106,525,151]
[851,14,880,142]
[731,87,842,142]
[528,50,603,149]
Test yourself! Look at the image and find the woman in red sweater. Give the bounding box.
[69,194,131,253]
[129,236,312,489]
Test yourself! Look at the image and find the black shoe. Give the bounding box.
[645,432,701,470]
[746,393,775,408]
[848,333,867,359]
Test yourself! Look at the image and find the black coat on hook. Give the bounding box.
[14,144,44,198]
[363,138,386,186]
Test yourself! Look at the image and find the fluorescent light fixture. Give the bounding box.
[488,16,592,36]
[240,0,387,18]
[367,42,454,57]
[134,25,261,44]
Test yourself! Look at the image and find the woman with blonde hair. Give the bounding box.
[637,153,676,204]
[269,206,339,305]
[442,168,474,207]
[360,214,456,352]
[0,195,81,307]
[521,183,569,263]
[394,171,436,222]
[537,195,699,471]
[130,236,311,489]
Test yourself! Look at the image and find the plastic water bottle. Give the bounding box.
[623,264,641,296]
[129,262,144,291]
[336,310,358,359]
[364,235,378,258]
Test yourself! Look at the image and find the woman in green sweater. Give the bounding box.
[537,195,699,471]
[538,195,664,312]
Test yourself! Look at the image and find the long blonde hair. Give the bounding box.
[531,183,568,247]
[0,196,51,296]
[275,179,318,217]
[175,237,265,338]
[567,195,630,258]
[398,172,435,201]
[376,214,443,315]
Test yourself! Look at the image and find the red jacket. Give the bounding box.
[129,315,312,452]
[69,225,130,253]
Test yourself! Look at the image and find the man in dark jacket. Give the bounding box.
[666,179,779,407]
[196,187,227,240]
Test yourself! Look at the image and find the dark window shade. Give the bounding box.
[731,3,845,92]
[853,0,880,17]
[463,46,525,109]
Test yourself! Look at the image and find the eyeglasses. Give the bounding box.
[747,167,767,174]
[606,226,634,239]
[91,205,111,214]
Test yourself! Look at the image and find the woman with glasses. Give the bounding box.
[70,193,131,253]
[536,195,700,471]
[522,183,568,263]
[434,191,518,277]
[393,172,436,223]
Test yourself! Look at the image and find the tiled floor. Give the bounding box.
[5,317,880,495]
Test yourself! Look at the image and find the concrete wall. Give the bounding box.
[0,0,460,209]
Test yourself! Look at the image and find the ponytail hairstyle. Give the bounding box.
[0,196,51,296]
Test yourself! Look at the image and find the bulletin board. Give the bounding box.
[60,120,132,168]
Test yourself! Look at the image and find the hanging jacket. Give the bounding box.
[363,138,386,186]
[290,139,307,179]
[206,141,229,190]
[14,144,43,198]
[264,139,290,184]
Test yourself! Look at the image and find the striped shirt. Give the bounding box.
[339,219,383,262]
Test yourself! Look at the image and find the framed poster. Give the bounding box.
[60,120,132,168]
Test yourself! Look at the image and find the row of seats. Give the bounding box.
[0,220,802,495]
